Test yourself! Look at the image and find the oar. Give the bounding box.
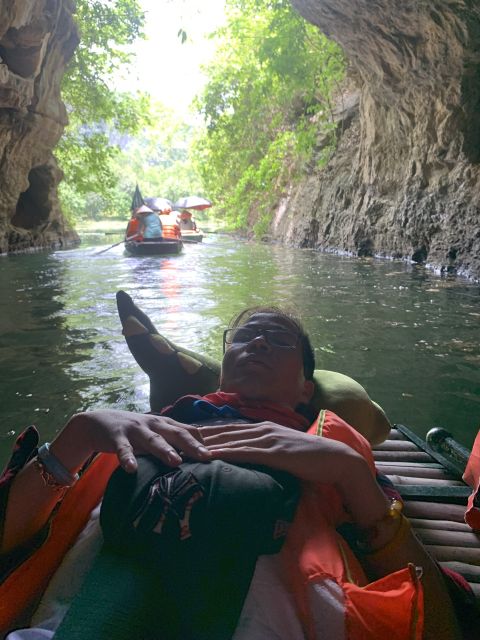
[95,235,139,255]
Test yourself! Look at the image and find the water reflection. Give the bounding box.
[0,235,479,468]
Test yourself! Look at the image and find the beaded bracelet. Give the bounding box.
[34,442,79,490]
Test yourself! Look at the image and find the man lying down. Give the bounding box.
[1,306,466,639]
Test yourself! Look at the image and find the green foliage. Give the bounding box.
[56,0,152,220]
[62,0,145,124]
[107,103,204,214]
[193,0,345,234]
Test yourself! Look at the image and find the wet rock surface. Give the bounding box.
[0,0,79,254]
[269,0,480,280]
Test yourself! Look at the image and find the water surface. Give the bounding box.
[1,234,479,467]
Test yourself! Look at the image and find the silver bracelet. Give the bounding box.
[37,442,79,487]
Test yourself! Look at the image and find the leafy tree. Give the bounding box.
[107,102,204,219]
[193,0,345,234]
[55,0,151,220]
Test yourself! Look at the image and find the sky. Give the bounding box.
[115,0,226,117]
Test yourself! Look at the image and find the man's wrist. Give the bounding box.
[358,514,411,559]
[337,453,390,528]
[49,413,93,474]
[355,498,405,552]
[36,443,80,488]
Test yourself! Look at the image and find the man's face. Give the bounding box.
[219,312,314,409]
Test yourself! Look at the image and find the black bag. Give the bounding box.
[98,456,300,639]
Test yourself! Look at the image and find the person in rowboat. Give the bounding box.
[135,204,163,241]
[0,307,468,639]
[177,210,197,231]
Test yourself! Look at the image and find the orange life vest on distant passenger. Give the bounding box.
[160,213,181,239]
[125,218,141,240]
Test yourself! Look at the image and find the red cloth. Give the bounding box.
[463,429,480,531]
[200,391,310,431]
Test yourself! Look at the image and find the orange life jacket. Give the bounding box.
[281,409,424,640]
[0,453,119,636]
[159,213,181,239]
[125,218,141,240]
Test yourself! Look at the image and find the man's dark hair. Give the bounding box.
[228,306,315,380]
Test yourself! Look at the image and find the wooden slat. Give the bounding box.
[373,451,433,463]
[414,528,480,548]
[381,429,480,606]
[387,429,407,440]
[374,440,421,452]
[409,518,472,532]
[403,501,467,522]
[375,460,444,469]
[376,464,457,480]
[440,562,480,583]
[398,485,471,502]
[424,545,480,564]
[386,475,465,487]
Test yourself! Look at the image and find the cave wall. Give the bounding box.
[0,0,79,254]
[269,0,480,279]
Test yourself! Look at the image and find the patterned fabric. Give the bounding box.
[160,392,310,431]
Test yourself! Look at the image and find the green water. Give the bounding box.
[1,234,479,467]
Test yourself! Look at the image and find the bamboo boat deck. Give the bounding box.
[373,424,480,605]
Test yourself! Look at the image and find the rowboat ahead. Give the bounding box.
[124,239,183,256]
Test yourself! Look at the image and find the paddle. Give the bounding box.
[95,235,139,255]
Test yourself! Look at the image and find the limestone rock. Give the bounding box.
[0,0,79,254]
[269,0,480,279]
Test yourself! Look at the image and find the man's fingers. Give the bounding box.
[207,446,266,465]
[200,426,263,444]
[157,417,206,443]
[206,437,265,451]
[143,431,183,465]
[199,424,257,437]
[202,428,273,447]
[145,419,211,462]
[115,439,138,473]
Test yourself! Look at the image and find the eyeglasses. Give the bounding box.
[223,327,300,353]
